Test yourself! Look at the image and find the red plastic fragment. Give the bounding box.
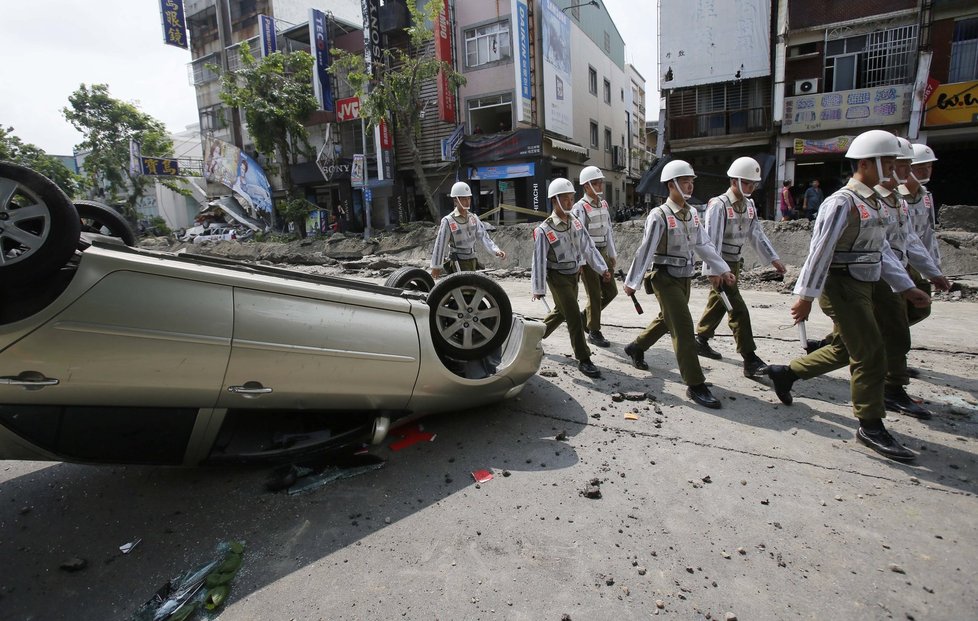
[471,469,493,483]
[389,426,436,451]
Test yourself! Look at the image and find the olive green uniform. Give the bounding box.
[571,195,618,333]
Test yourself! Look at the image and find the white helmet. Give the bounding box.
[450,181,472,198]
[845,130,901,159]
[579,166,604,185]
[660,159,696,183]
[895,137,915,160]
[726,157,762,182]
[911,143,938,165]
[548,177,576,199]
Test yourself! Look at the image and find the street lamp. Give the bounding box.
[561,0,600,12]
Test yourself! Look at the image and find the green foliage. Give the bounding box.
[216,46,318,195]
[0,126,87,197]
[148,216,172,236]
[330,0,465,221]
[62,83,180,219]
[280,194,315,238]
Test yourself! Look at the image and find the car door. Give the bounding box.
[218,285,421,411]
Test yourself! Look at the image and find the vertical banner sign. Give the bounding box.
[379,119,394,181]
[361,0,382,80]
[512,0,532,123]
[351,154,366,187]
[434,1,456,123]
[160,0,188,49]
[540,0,573,138]
[259,15,277,57]
[129,139,143,177]
[309,9,334,112]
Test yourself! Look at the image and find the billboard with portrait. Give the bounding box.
[540,0,573,138]
[203,137,273,214]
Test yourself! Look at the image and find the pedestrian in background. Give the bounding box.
[803,179,823,220]
[780,180,796,220]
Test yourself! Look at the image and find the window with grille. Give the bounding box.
[824,24,917,92]
[464,20,511,68]
[950,17,978,83]
[199,104,228,131]
[667,77,771,138]
[191,53,221,85]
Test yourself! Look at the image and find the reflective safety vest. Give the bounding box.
[445,213,480,260]
[538,216,585,274]
[715,194,758,261]
[576,197,612,247]
[653,205,702,278]
[882,196,912,267]
[905,189,935,241]
[831,190,888,282]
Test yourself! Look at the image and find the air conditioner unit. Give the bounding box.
[794,78,819,95]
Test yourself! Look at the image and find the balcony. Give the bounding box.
[669,106,771,140]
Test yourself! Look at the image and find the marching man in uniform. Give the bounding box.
[693,156,786,377]
[765,130,931,462]
[622,160,736,409]
[572,166,618,348]
[430,181,506,277]
[903,144,941,331]
[532,178,613,378]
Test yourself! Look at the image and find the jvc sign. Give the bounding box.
[336,97,361,122]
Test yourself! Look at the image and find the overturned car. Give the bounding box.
[0,161,544,466]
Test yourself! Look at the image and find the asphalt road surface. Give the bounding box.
[1,278,976,620]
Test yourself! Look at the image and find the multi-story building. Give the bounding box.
[626,63,652,207]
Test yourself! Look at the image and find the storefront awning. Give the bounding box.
[549,138,588,156]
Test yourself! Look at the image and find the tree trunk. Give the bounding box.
[400,123,441,222]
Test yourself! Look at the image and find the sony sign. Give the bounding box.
[361,0,382,78]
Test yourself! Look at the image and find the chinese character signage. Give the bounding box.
[160,0,188,49]
[783,84,913,133]
[792,136,853,155]
[309,9,334,112]
[141,157,180,176]
[434,0,456,123]
[924,80,978,128]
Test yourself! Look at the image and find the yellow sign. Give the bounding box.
[924,81,978,128]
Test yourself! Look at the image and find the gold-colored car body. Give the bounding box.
[0,243,545,465]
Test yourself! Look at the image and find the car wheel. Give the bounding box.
[75,200,137,246]
[427,272,513,361]
[384,266,435,292]
[0,161,81,285]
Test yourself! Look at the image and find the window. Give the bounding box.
[823,25,917,92]
[467,92,513,135]
[667,77,772,139]
[950,17,978,83]
[604,31,611,53]
[588,67,598,95]
[190,53,221,85]
[199,104,227,131]
[590,121,599,148]
[603,79,611,104]
[621,88,625,102]
[604,127,612,152]
[464,20,511,68]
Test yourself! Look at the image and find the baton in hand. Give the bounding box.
[616,269,644,314]
[538,297,552,313]
[797,320,808,350]
[718,285,734,313]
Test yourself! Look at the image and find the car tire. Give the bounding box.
[427,272,513,361]
[384,266,435,292]
[75,200,137,246]
[0,161,81,285]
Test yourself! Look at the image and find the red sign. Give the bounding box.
[434,2,456,123]
[336,96,361,122]
[379,119,393,150]
[923,77,940,105]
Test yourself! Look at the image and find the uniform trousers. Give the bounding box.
[695,261,756,355]
[906,265,931,326]
[582,246,618,332]
[542,270,590,362]
[633,269,705,387]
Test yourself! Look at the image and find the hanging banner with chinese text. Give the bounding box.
[434,1,456,123]
[160,0,188,49]
[309,9,334,111]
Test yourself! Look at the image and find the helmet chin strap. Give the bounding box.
[737,179,752,199]
[912,171,930,185]
[587,181,603,200]
[875,157,892,185]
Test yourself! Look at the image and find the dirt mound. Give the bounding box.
[939,205,978,232]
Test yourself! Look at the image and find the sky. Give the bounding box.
[0,0,657,156]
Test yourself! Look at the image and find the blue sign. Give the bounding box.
[469,163,536,181]
[259,15,277,57]
[363,187,373,203]
[160,0,188,49]
[309,9,334,112]
[141,157,180,176]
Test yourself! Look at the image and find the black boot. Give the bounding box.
[856,420,916,462]
[578,359,601,378]
[766,365,798,405]
[884,385,932,419]
[742,353,769,378]
[805,337,832,355]
[695,335,722,360]
[686,383,721,409]
[623,342,649,371]
[588,329,611,348]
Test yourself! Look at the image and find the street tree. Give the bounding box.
[0,126,86,197]
[62,83,183,220]
[330,0,465,222]
[217,45,318,234]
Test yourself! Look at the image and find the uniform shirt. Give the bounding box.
[624,198,729,291]
[429,208,501,268]
[877,185,942,279]
[531,211,608,297]
[900,184,941,267]
[570,194,617,259]
[794,179,914,301]
[701,188,780,275]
